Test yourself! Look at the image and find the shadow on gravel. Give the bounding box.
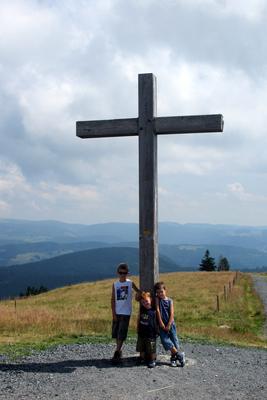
[0,356,153,374]
[0,356,174,374]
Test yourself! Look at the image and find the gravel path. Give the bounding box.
[252,274,267,337]
[0,342,266,400]
[1,275,266,400]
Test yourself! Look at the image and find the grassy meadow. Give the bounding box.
[0,272,266,356]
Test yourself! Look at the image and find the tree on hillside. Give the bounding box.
[218,256,230,271]
[20,285,48,297]
[199,249,216,271]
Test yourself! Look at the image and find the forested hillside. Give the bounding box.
[0,247,181,298]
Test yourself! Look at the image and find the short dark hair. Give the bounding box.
[154,281,166,291]
[117,263,129,273]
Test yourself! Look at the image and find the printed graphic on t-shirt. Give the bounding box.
[140,312,149,325]
[117,285,129,300]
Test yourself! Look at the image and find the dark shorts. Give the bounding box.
[112,315,130,340]
[136,335,157,354]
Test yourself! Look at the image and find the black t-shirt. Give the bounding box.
[138,306,158,339]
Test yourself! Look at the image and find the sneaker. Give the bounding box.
[111,350,122,364]
[177,351,185,367]
[170,356,177,367]
[147,360,156,368]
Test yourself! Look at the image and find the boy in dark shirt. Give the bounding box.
[136,291,158,368]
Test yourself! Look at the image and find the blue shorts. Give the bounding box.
[159,323,180,351]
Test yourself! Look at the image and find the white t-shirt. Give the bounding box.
[114,279,133,316]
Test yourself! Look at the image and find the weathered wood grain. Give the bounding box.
[76,118,138,138]
[138,73,159,291]
[77,114,223,139]
[156,114,224,134]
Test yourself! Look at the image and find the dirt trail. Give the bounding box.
[252,274,267,337]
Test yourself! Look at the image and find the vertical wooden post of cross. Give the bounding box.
[138,74,159,292]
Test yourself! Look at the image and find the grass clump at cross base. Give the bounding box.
[0,272,266,357]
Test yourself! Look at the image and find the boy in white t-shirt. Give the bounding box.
[111,262,140,364]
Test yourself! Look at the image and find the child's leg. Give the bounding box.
[170,346,178,355]
[169,324,180,352]
[147,352,156,361]
[111,339,123,364]
[146,352,156,368]
[116,315,130,351]
[169,325,185,367]
[112,315,130,362]
[159,329,174,352]
[116,338,124,352]
[111,318,123,362]
[140,351,145,360]
[146,339,157,368]
[136,336,146,364]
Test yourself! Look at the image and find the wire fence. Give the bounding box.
[215,271,240,312]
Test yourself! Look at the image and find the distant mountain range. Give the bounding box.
[1,218,267,249]
[0,218,267,298]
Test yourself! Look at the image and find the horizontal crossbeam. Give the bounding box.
[76,114,223,138]
[155,114,224,135]
[76,118,137,138]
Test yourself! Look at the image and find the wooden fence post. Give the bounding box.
[224,285,227,301]
[216,295,220,312]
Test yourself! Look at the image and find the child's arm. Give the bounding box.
[111,284,117,321]
[166,299,175,331]
[132,281,141,293]
[136,311,140,333]
[155,297,166,330]
[153,310,159,336]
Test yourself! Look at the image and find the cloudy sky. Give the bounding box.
[0,0,267,226]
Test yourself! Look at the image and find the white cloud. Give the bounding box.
[0,199,10,215]
[0,159,102,221]
[0,160,31,194]
[179,0,266,21]
[159,143,225,176]
[18,73,75,139]
[217,0,266,21]
[227,182,267,202]
[40,182,99,203]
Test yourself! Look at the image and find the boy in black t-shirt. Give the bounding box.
[136,292,158,368]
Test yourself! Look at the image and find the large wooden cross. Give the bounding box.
[76,73,223,291]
